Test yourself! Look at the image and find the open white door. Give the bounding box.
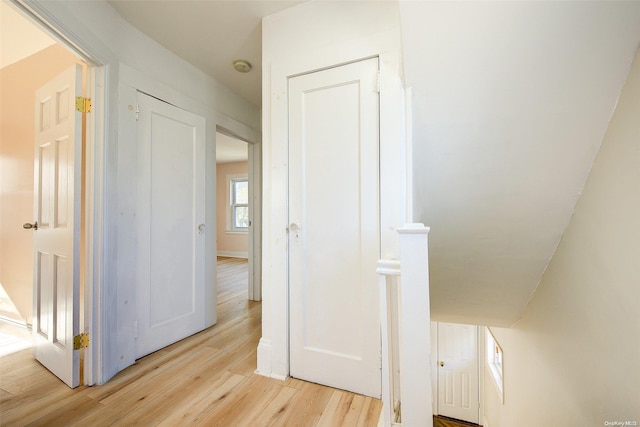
[437,322,479,424]
[135,92,207,358]
[288,58,381,398]
[30,64,83,388]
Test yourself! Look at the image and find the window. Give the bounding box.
[486,327,504,402]
[229,176,249,231]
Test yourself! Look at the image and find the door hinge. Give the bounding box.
[73,333,89,350]
[375,69,381,93]
[75,96,92,113]
[135,104,140,121]
[133,320,138,338]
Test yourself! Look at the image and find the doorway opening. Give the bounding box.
[216,128,261,302]
[0,1,103,386]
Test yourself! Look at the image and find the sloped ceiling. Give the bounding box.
[0,2,55,69]
[399,1,640,326]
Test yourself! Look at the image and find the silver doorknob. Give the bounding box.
[23,222,38,230]
[439,361,445,367]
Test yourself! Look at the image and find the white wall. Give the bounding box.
[483,49,640,426]
[27,0,260,383]
[258,0,407,380]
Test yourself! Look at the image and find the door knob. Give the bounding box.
[289,223,301,239]
[439,361,445,367]
[23,222,38,230]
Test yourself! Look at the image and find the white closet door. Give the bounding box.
[136,92,207,358]
[288,57,381,398]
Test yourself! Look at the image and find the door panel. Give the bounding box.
[437,322,479,423]
[289,58,381,398]
[135,92,207,358]
[32,64,83,388]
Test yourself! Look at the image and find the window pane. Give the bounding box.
[234,180,249,204]
[234,206,249,228]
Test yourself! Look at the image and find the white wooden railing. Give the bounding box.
[377,223,433,427]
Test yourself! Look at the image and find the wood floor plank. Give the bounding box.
[24,396,103,427]
[196,375,280,426]
[245,384,298,426]
[157,371,247,426]
[1,388,84,426]
[0,257,382,427]
[317,390,356,427]
[272,381,335,427]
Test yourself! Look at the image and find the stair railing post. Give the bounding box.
[397,223,433,427]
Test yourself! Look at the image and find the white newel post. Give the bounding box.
[377,223,433,427]
[398,223,433,427]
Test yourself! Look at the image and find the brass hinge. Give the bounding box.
[75,96,92,113]
[73,333,89,350]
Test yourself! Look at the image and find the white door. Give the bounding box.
[288,58,381,398]
[437,322,479,423]
[31,64,83,388]
[135,92,207,358]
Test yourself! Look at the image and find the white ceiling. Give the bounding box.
[216,131,248,163]
[82,1,640,326]
[0,2,55,69]
[108,0,305,107]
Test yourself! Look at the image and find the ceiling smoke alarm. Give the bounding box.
[233,60,252,73]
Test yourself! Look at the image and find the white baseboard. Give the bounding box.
[0,316,30,329]
[217,250,248,259]
[256,337,273,377]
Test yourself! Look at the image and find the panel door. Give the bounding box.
[288,58,381,398]
[135,92,207,358]
[437,322,479,423]
[32,64,83,388]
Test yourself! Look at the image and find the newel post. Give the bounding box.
[397,223,433,427]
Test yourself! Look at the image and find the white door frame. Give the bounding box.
[216,127,262,302]
[257,36,408,380]
[12,0,110,385]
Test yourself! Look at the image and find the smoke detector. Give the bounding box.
[233,60,252,73]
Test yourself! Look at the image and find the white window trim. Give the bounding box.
[226,174,249,233]
[486,327,504,403]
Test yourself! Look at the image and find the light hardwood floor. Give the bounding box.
[433,415,482,427]
[0,257,382,426]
